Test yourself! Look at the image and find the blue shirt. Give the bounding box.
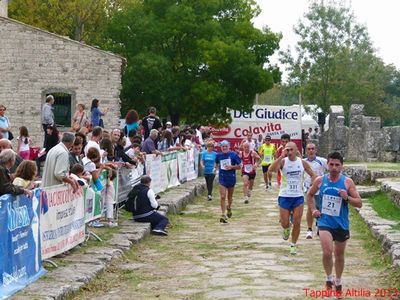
[126,121,140,135]
[91,107,104,127]
[201,151,217,175]
[0,116,10,140]
[216,151,241,178]
[318,174,349,230]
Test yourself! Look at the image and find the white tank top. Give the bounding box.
[279,157,304,197]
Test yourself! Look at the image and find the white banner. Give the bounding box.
[145,154,163,194]
[40,185,85,260]
[186,148,198,181]
[177,151,188,183]
[161,152,180,189]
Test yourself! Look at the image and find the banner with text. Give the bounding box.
[145,155,163,194]
[211,105,302,150]
[177,152,188,183]
[0,191,46,299]
[161,152,180,189]
[41,185,85,260]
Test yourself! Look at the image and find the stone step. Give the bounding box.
[375,178,400,208]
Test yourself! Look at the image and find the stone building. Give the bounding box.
[0,1,124,145]
[319,104,400,162]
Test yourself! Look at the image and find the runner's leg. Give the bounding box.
[334,240,347,281]
[279,207,290,229]
[227,187,234,210]
[242,175,249,198]
[319,231,334,277]
[291,204,304,244]
[219,185,227,216]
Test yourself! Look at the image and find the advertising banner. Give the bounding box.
[177,151,188,183]
[161,152,180,189]
[0,191,46,299]
[145,155,163,194]
[211,105,302,150]
[41,185,85,260]
[186,149,198,181]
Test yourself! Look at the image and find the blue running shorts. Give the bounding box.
[278,196,304,211]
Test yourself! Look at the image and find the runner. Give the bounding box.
[258,135,276,190]
[239,132,257,151]
[200,140,217,201]
[275,133,291,187]
[269,142,315,255]
[303,143,328,239]
[215,140,241,223]
[306,151,362,297]
[239,142,260,204]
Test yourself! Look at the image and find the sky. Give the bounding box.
[253,0,400,77]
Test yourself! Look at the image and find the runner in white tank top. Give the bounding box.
[269,142,316,255]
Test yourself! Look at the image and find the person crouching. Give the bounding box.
[132,175,169,236]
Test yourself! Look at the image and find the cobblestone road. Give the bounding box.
[76,177,388,300]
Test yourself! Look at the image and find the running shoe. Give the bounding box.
[269,182,272,188]
[244,196,249,204]
[325,280,334,291]
[108,222,118,228]
[306,229,313,239]
[265,185,269,190]
[335,284,343,299]
[227,208,232,218]
[290,245,297,255]
[220,215,228,223]
[282,228,290,240]
[207,195,212,201]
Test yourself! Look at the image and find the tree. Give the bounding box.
[8,0,116,44]
[280,0,392,120]
[106,0,281,125]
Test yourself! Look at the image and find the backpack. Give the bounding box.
[125,184,141,213]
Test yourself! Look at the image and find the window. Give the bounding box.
[43,89,76,128]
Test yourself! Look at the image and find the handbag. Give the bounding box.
[72,112,85,132]
[8,131,13,141]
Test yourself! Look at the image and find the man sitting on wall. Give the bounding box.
[129,175,168,236]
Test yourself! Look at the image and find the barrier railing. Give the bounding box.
[0,148,201,298]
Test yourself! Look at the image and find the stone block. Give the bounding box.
[362,116,381,131]
[342,165,370,184]
[349,104,365,117]
[382,126,400,152]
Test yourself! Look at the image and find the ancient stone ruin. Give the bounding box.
[319,104,400,162]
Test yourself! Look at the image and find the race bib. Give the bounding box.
[244,164,253,173]
[286,179,300,194]
[264,155,272,163]
[220,158,231,170]
[321,194,342,217]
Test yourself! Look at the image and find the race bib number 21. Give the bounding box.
[321,194,342,217]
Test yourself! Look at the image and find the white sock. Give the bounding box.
[327,275,333,282]
[335,278,342,285]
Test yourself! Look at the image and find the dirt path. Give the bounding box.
[75,176,388,300]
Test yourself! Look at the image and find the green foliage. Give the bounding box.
[368,192,400,223]
[280,0,400,124]
[106,0,281,124]
[8,0,120,44]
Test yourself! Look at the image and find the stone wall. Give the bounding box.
[319,104,400,162]
[0,17,124,145]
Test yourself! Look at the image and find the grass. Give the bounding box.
[368,192,400,223]
[346,162,400,171]
[350,207,400,287]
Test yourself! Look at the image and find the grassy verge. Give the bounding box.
[367,192,400,223]
[346,162,400,171]
[350,207,400,287]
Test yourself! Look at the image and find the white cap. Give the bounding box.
[166,121,172,126]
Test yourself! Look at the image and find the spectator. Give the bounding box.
[0,149,32,197]
[195,125,205,148]
[0,104,12,140]
[102,130,111,140]
[157,130,174,152]
[102,169,118,227]
[124,109,140,136]
[84,126,102,155]
[41,95,55,142]
[171,127,181,147]
[141,106,162,139]
[13,160,37,189]
[72,103,89,132]
[83,147,105,191]
[0,138,23,174]
[75,132,87,154]
[111,129,137,166]
[36,125,60,177]
[124,129,138,150]
[165,121,172,132]
[311,127,320,139]
[90,99,108,128]
[141,129,161,155]
[17,126,32,160]
[70,164,88,187]
[131,175,169,236]
[41,132,78,192]
[100,138,114,163]
[69,139,84,168]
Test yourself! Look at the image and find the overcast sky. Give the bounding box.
[253,0,400,75]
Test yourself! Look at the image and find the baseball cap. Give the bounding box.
[220,140,229,146]
[265,135,271,140]
[166,121,172,126]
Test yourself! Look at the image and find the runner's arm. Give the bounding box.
[268,155,284,173]
[302,160,317,182]
[340,178,362,208]
[251,151,261,167]
[306,176,323,217]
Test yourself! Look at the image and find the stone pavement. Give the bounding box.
[75,177,389,300]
